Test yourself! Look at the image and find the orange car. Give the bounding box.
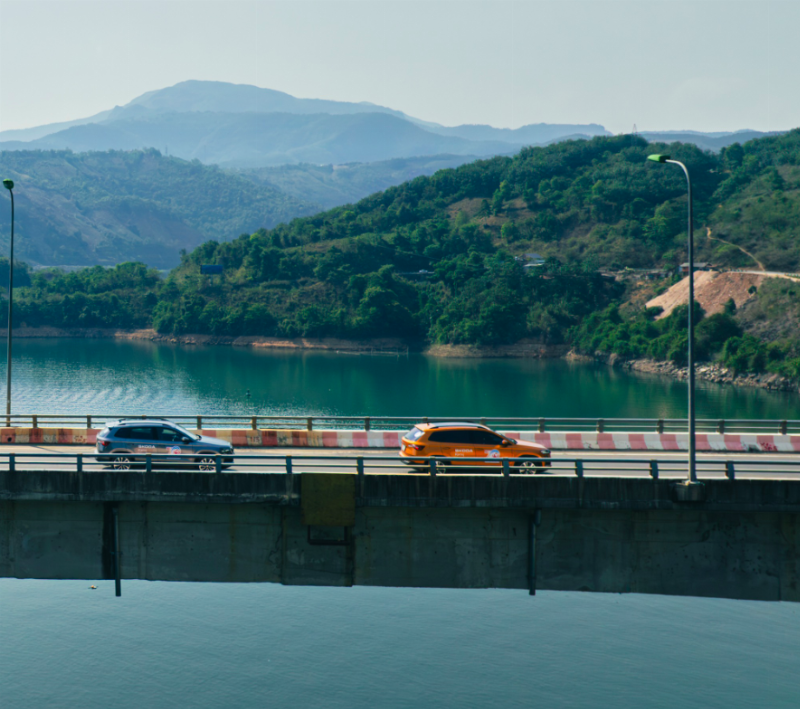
[399,422,551,472]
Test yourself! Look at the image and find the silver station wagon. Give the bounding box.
[96,418,235,470]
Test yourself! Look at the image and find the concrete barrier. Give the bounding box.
[2,472,799,600]
[1,427,799,452]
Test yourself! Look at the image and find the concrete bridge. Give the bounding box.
[2,465,798,602]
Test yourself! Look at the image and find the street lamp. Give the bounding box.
[2,178,14,425]
[647,154,698,484]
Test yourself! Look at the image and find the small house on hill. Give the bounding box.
[679,262,714,275]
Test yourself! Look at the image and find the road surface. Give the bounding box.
[0,445,798,480]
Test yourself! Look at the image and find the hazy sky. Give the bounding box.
[0,0,797,134]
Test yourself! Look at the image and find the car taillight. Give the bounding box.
[98,440,110,448]
[408,444,424,451]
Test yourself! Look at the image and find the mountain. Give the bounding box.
[0,149,319,268]
[1,112,518,168]
[233,154,483,209]
[0,81,608,167]
[639,130,786,152]
[426,123,608,144]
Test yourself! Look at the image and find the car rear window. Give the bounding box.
[115,426,156,441]
[405,427,425,442]
[428,430,472,444]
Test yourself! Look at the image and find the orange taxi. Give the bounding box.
[399,422,551,472]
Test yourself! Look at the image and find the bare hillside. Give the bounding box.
[646,271,765,318]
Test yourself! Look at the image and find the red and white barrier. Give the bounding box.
[0,427,797,453]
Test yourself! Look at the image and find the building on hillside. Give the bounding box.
[517,252,546,269]
[678,262,714,275]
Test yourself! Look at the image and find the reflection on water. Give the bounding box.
[5,338,800,420]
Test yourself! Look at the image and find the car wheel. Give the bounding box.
[197,456,217,472]
[515,456,542,474]
[431,455,449,472]
[112,455,133,471]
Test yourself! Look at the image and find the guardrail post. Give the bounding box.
[356,457,364,479]
[649,460,659,479]
[306,417,313,432]
[32,415,38,429]
[8,454,14,472]
[87,415,92,429]
[717,419,725,434]
[215,455,222,474]
[429,458,437,477]
[423,417,429,425]
[780,420,788,435]
[145,455,152,473]
[725,461,735,480]
[285,456,292,476]
[575,460,584,478]
[197,416,202,431]
[364,417,370,431]
[538,418,545,433]
[77,454,83,473]
[502,459,510,478]
[251,416,257,431]
[596,419,604,433]
[656,419,664,434]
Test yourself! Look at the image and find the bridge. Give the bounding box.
[2,445,798,603]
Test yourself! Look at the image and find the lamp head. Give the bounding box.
[647,154,670,164]
[2,179,13,191]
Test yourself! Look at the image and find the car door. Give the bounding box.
[428,429,474,464]
[119,426,159,455]
[469,429,506,464]
[154,425,189,457]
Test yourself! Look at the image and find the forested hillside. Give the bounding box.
[0,149,317,268]
[4,131,800,378]
[233,155,482,210]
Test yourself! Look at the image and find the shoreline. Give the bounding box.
[3,327,569,358]
[585,352,798,394]
[4,327,797,393]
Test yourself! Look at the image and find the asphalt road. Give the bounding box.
[1,445,799,479]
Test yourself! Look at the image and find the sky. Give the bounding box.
[0,0,798,134]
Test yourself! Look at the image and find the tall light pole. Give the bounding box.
[647,155,697,484]
[3,178,15,425]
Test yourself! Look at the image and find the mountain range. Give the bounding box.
[0,81,788,268]
[0,81,608,167]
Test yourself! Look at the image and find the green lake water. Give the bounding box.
[6,338,800,420]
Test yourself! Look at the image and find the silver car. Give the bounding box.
[96,418,235,470]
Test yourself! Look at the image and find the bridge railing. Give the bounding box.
[0,414,797,434]
[1,452,799,480]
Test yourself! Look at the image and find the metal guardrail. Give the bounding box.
[0,414,797,434]
[1,452,799,479]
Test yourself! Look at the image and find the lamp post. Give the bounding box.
[647,155,697,484]
[2,178,14,425]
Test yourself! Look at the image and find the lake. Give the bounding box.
[2,339,799,708]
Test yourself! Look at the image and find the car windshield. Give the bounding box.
[169,422,200,440]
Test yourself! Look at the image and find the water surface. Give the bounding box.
[2,339,799,708]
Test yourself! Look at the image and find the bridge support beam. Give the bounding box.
[1,499,798,602]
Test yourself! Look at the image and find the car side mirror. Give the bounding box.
[181,437,192,444]
[501,439,513,447]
